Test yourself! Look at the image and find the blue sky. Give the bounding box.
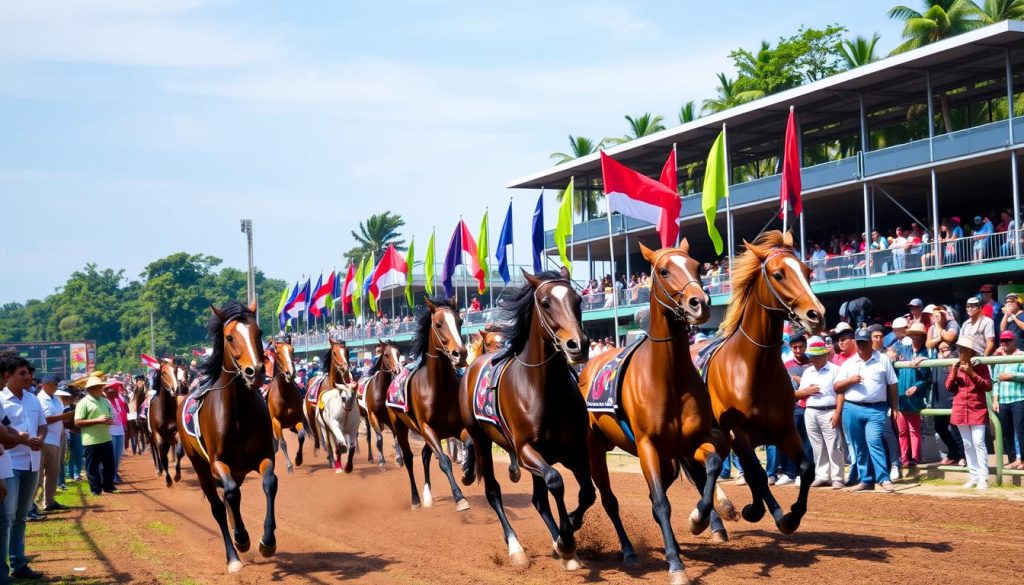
[0,1,906,303]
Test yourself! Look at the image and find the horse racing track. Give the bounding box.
[35,437,1022,585]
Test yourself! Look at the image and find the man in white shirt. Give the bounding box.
[0,355,47,580]
[834,329,899,493]
[961,296,996,356]
[799,337,845,489]
[36,375,73,512]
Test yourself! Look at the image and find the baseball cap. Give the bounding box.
[891,317,909,329]
[1000,330,1016,341]
[806,336,828,356]
[55,388,72,397]
[1006,292,1019,302]
[979,284,995,293]
[833,322,853,335]
[868,324,885,333]
[974,215,983,222]
[907,298,923,307]
[854,329,872,343]
[965,296,981,306]
[40,373,60,384]
[922,304,936,314]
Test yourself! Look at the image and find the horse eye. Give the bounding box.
[226,335,234,342]
[773,272,784,281]
[659,268,669,277]
[435,323,441,328]
[541,299,551,309]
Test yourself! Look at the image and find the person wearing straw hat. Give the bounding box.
[894,323,930,468]
[798,336,845,489]
[73,374,116,497]
[946,335,993,490]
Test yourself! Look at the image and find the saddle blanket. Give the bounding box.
[139,394,153,421]
[385,366,416,412]
[356,375,373,411]
[586,334,646,413]
[306,374,327,407]
[180,393,210,462]
[694,336,727,384]
[472,358,514,444]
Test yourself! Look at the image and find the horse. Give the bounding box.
[690,230,825,537]
[264,338,308,473]
[459,267,593,571]
[578,241,725,585]
[148,358,186,487]
[449,325,505,464]
[303,339,353,465]
[386,296,471,511]
[177,300,278,574]
[128,376,149,456]
[361,340,404,468]
[318,382,361,473]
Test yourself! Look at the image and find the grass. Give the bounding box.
[146,520,176,536]
[158,574,205,585]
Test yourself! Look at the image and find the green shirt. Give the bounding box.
[993,355,1024,405]
[75,394,113,446]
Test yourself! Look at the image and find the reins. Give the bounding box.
[515,279,573,368]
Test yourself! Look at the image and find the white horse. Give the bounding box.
[317,383,361,474]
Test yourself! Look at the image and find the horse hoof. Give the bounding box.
[164,477,173,488]
[461,472,476,486]
[422,485,433,508]
[508,465,521,483]
[560,556,584,571]
[741,503,766,523]
[711,529,730,543]
[259,540,276,558]
[410,503,420,511]
[668,569,691,585]
[344,462,353,474]
[286,465,294,474]
[623,552,640,567]
[718,499,739,521]
[455,498,470,512]
[334,468,343,475]
[174,472,181,482]
[509,551,530,568]
[235,539,251,553]
[688,508,709,535]
[778,512,801,535]
[227,560,243,573]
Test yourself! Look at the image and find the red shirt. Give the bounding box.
[946,363,992,425]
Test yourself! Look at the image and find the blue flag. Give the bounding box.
[442,220,463,298]
[496,200,514,284]
[280,282,298,330]
[300,278,312,326]
[531,191,544,273]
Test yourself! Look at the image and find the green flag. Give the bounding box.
[352,256,365,318]
[405,238,415,309]
[554,176,574,272]
[424,230,435,296]
[702,131,729,255]
[275,283,289,319]
[478,211,490,293]
[366,254,378,314]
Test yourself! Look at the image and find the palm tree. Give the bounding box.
[971,0,1024,22]
[839,33,882,69]
[702,73,755,114]
[608,113,666,145]
[678,101,698,124]
[344,211,406,264]
[549,135,606,165]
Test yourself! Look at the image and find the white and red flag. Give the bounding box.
[601,150,682,248]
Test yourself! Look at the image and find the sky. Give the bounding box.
[0,0,907,304]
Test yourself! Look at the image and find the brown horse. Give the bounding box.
[362,340,404,468]
[148,358,185,487]
[177,300,278,573]
[387,296,471,511]
[265,338,308,473]
[691,231,825,537]
[128,376,149,456]
[304,339,354,467]
[467,325,504,365]
[459,268,593,571]
[578,241,725,585]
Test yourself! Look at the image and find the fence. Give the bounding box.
[892,353,1024,486]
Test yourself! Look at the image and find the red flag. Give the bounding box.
[601,151,681,248]
[780,108,802,218]
[342,263,356,313]
[368,245,409,312]
[141,353,160,370]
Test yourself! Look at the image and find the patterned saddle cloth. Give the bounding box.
[386,365,418,412]
[139,394,153,421]
[181,393,211,462]
[471,357,514,445]
[586,334,646,413]
[694,336,727,385]
[306,374,327,407]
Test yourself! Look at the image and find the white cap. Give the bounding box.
[922,304,936,314]
[833,322,853,334]
[892,317,909,329]
[55,389,72,397]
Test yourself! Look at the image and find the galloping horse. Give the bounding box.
[459,268,593,571]
[691,231,825,537]
[177,300,278,573]
[578,241,724,585]
[128,376,149,456]
[386,297,471,511]
[467,325,504,365]
[148,358,186,487]
[264,338,308,473]
[304,339,352,465]
[361,340,403,468]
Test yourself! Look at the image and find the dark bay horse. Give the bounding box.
[362,340,403,468]
[148,358,186,487]
[387,296,471,511]
[177,300,278,573]
[459,268,593,571]
[128,376,149,456]
[304,339,352,465]
[578,241,725,585]
[691,231,825,537]
[265,338,308,473]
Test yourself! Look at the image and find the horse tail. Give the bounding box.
[460,436,477,486]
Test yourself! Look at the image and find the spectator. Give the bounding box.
[884,317,909,351]
[869,230,889,272]
[74,374,116,497]
[891,226,908,272]
[103,382,127,484]
[999,292,1023,350]
[931,341,965,465]
[978,284,1001,327]
[35,375,73,513]
[961,296,996,356]
[992,330,1024,470]
[868,324,885,351]
[799,337,845,489]
[947,336,993,490]
[0,355,47,580]
[895,323,930,468]
[925,304,960,350]
[831,323,856,366]
[904,298,930,328]
[972,216,994,262]
[776,335,813,486]
[469,297,482,312]
[834,328,898,493]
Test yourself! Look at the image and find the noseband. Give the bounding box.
[738,248,810,349]
[424,309,461,366]
[516,279,574,367]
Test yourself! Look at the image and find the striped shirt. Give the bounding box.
[992,350,1024,405]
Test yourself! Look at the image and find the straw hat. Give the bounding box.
[83,373,107,390]
[906,322,927,337]
[955,336,975,352]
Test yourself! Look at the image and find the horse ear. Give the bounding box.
[210,304,227,321]
[678,237,690,254]
[741,239,761,258]
[248,299,258,314]
[521,268,540,287]
[639,242,656,262]
[423,296,436,312]
[559,265,571,280]
[783,230,795,248]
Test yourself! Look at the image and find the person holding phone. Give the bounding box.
[947,336,993,490]
[73,374,116,497]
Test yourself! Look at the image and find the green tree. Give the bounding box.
[549,135,606,165]
[702,73,750,114]
[971,0,1024,22]
[609,113,666,145]
[678,101,698,124]
[728,25,847,100]
[839,33,882,69]
[549,135,607,221]
[343,211,406,265]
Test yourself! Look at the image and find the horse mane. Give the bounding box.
[411,297,458,360]
[200,300,258,383]
[497,270,565,356]
[367,342,391,375]
[720,230,793,338]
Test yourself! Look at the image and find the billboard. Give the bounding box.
[0,341,97,380]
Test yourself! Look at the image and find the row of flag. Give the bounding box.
[274,110,804,329]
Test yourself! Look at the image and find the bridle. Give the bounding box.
[516,279,575,368]
[739,248,809,349]
[425,308,462,366]
[647,249,706,343]
[331,345,352,384]
[217,318,262,391]
[378,345,401,375]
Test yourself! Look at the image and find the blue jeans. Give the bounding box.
[776,408,814,479]
[843,402,892,485]
[66,433,84,480]
[766,445,780,478]
[110,434,125,481]
[719,452,741,478]
[4,469,40,573]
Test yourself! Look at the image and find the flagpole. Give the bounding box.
[722,123,734,273]
[431,227,436,297]
[487,206,494,311]
[672,142,680,246]
[509,197,516,283]
[606,210,620,344]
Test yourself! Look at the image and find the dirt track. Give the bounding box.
[40,434,1024,584]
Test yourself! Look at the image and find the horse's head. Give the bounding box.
[640,239,709,325]
[210,300,265,390]
[521,267,589,364]
[328,339,352,383]
[481,326,505,353]
[744,231,826,334]
[339,383,357,411]
[376,339,402,375]
[157,359,180,394]
[272,339,296,383]
[424,296,467,368]
[174,361,190,394]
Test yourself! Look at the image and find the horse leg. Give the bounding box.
[160,440,172,487]
[476,435,527,567]
[420,446,433,507]
[274,419,294,474]
[318,411,336,470]
[258,457,278,557]
[212,461,250,553]
[564,452,596,534]
[777,431,815,535]
[174,442,183,482]
[294,423,305,467]
[345,431,356,474]
[587,432,638,566]
[150,437,162,476]
[420,423,470,511]
[392,430,403,468]
[362,411,374,463]
[307,405,321,457]
[368,412,387,467]
[635,440,688,584]
[394,423,420,509]
[530,474,559,546]
[193,458,242,572]
[682,444,723,536]
[517,444,581,571]
[679,457,729,543]
[460,435,477,486]
[732,437,772,524]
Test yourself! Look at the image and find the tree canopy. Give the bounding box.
[343,211,407,265]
